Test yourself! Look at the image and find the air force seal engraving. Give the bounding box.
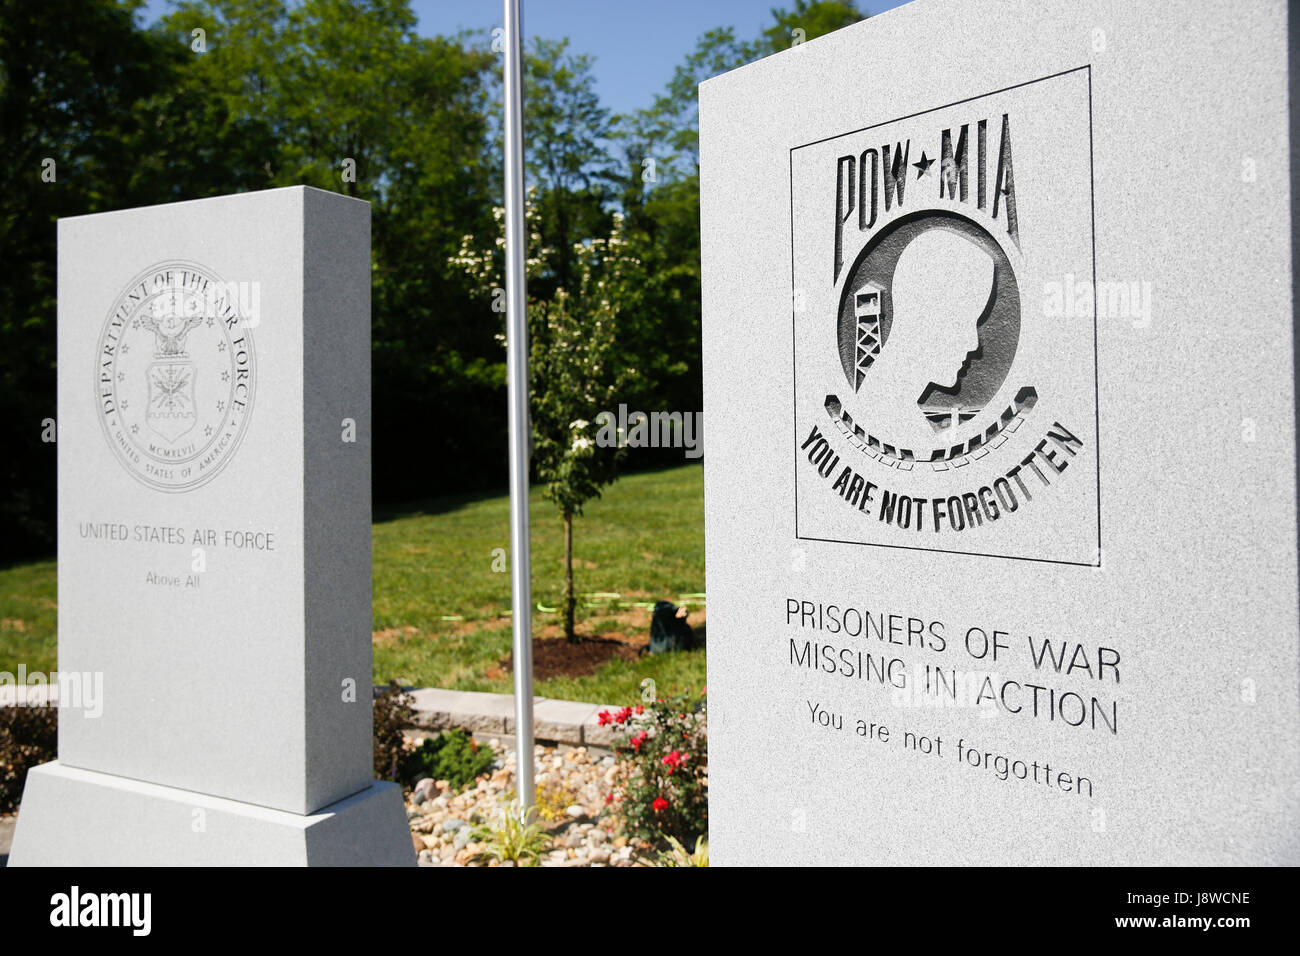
[790,68,1100,566]
[96,261,256,492]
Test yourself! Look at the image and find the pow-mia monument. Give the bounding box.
[700,0,1300,864]
[10,187,414,865]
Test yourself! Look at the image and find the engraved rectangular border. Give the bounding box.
[789,65,1101,568]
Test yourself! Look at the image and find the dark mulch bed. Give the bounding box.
[501,635,641,681]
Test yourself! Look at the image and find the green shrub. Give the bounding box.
[0,704,58,812]
[471,803,552,866]
[373,682,416,784]
[656,836,709,867]
[411,728,495,791]
[601,688,707,848]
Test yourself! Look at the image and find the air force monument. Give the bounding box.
[10,186,413,865]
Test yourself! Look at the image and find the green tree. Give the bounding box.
[159,0,503,504]
[0,0,248,560]
[523,37,617,294]
[529,225,640,642]
[607,0,867,436]
[617,1,865,184]
[0,0,866,564]
[451,196,641,642]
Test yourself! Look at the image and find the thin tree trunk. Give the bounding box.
[564,509,577,643]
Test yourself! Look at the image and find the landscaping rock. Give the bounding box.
[401,737,647,868]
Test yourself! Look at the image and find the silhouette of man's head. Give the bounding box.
[886,227,996,394]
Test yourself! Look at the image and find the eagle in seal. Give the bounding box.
[141,304,204,357]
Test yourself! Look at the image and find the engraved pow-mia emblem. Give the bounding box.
[790,70,1100,565]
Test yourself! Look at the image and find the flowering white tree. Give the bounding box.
[452,194,642,641]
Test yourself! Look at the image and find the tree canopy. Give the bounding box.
[0,0,865,562]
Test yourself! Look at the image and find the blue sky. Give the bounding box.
[139,0,911,119]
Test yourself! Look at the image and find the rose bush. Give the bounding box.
[600,688,707,848]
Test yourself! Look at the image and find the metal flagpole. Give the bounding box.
[502,0,534,816]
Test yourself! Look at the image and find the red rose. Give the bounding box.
[652,797,669,812]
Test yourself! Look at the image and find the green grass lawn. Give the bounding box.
[0,463,705,704]
[0,559,58,676]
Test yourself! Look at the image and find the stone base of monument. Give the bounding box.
[8,762,415,866]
